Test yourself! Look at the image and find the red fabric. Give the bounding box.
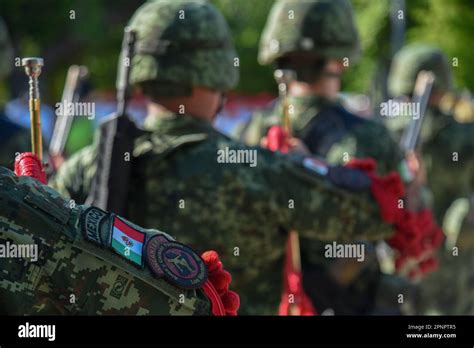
[14,152,47,184]
[278,237,317,316]
[265,126,316,315]
[266,125,290,154]
[347,158,444,278]
[201,250,240,316]
[347,158,404,223]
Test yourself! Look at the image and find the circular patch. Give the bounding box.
[145,235,208,289]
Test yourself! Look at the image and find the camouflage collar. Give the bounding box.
[144,112,215,135]
[135,113,212,157]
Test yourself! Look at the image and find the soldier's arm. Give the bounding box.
[257,149,395,242]
[0,166,211,315]
[49,143,97,203]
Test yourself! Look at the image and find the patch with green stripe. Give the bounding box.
[111,216,145,266]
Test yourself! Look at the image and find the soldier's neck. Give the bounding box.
[148,88,220,122]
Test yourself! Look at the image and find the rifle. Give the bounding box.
[399,71,436,152]
[398,71,435,211]
[86,27,142,214]
[49,65,89,159]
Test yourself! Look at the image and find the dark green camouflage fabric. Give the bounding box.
[0,167,211,315]
[236,96,407,314]
[50,111,397,314]
[128,0,238,97]
[258,0,360,65]
[388,44,453,97]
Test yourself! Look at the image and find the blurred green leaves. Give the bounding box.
[1,0,472,103]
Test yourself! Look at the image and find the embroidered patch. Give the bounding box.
[111,216,145,266]
[302,157,329,176]
[145,235,207,289]
[82,207,108,245]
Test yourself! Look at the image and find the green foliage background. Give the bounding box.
[0,0,473,103]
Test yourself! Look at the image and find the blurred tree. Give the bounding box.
[213,0,275,94]
[345,0,474,95]
[1,0,472,104]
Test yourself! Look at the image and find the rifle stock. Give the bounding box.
[86,27,143,215]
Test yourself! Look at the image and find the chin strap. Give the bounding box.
[201,250,240,316]
[14,152,47,184]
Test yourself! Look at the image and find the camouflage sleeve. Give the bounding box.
[0,167,210,315]
[157,134,395,244]
[49,144,97,203]
[326,121,404,175]
[255,148,394,242]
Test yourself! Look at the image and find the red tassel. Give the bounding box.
[222,291,240,316]
[267,125,290,154]
[14,152,47,184]
[201,250,240,316]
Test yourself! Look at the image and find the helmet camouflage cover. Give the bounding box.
[0,17,14,79]
[128,0,239,97]
[258,0,360,65]
[388,44,454,97]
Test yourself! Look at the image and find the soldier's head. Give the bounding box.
[0,17,14,81]
[388,44,453,104]
[259,0,360,98]
[126,0,239,120]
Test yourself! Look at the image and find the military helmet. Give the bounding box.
[127,0,239,97]
[258,0,360,66]
[388,44,453,97]
[0,17,14,79]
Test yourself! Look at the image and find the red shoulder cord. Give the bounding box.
[266,125,317,316]
[201,251,240,316]
[14,152,47,184]
[346,158,444,279]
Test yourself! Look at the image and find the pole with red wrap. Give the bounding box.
[267,69,316,316]
[14,57,47,184]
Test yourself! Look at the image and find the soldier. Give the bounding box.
[51,0,425,315]
[0,165,240,315]
[235,0,418,315]
[0,17,30,169]
[387,43,474,223]
[386,44,474,315]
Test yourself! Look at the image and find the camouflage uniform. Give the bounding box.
[51,0,398,315]
[0,166,212,315]
[0,17,31,169]
[236,0,409,315]
[387,44,474,315]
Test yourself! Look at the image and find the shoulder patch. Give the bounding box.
[302,157,329,176]
[145,235,208,289]
[110,216,145,267]
[82,207,109,245]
